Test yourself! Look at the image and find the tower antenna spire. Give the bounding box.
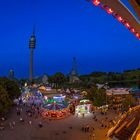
[33,25,35,36]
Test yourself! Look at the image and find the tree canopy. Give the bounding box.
[48,72,66,88]
[0,85,12,114]
[0,77,20,99]
[0,77,21,114]
[85,85,106,107]
[79,68,140,88]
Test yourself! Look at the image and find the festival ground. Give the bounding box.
[0,106,117,140]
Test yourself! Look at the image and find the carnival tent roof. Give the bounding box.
[43,100,68,111]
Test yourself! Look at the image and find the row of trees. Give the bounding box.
[20,68,140,89]
[48,72,67,88]
[80,69,140,88]
[0,78,20,114]
[36,69,140,88]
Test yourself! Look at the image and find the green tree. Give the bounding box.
[0,85,11,114]
[49,72,66,88]
[85,85,106,107]
[122,95,135,110]
[19,79,28,87]
[138,76,140,89]
[0,77,21,99]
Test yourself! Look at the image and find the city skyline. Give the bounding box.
[0,0,140,78]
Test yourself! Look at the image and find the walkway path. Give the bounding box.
[0,107,117,140]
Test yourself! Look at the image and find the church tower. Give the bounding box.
[69,57,80,83]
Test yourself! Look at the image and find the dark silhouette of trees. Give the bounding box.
[0,85,12,114]
[49,72,67,88]
[85,85,106,107]
[0,77,20,99]
[0,77,21,114]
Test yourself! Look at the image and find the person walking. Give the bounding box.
[84,126,87,132]
[29,120,32,125]
[82,113,85,118]
[38,121,43,128]
[92,133,95,140]
[9,122,13,129]
[91,127,95,133]
[81,125,84,131]
[12,121,16,127]
[87,124,90,132]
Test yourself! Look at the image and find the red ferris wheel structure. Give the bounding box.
[87,0,140,40]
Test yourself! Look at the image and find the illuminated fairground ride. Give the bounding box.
[75,99,93,116]
[87,0,140,40]
[129,0,140,20]
[21,89,44,105]
[41,99,70,119]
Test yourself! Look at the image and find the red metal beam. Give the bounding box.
[91,0,140,40]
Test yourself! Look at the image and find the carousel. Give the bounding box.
[41,99,70,119]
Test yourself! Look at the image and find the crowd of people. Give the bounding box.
[0,102,44,132]
[77,110,117,140]
[0,87,119,140]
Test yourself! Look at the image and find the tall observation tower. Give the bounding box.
[29,29,36,82]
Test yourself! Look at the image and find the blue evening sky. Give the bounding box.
[0,0,139,78]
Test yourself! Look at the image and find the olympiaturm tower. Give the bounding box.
[29,29,36,82]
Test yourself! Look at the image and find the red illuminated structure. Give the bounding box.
[92,0,100,6]
[87,0,140,40]
[106,8,113,14]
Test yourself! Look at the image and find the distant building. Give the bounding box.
[69,69,80,83]
[130,88,140,105]
[34,74,49,85]
[69,57,80,83]
[106,88,131,96]
[106,88,131,110]
[9,69,14,80]
[96,83,109,89]
[42,74,49,84]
